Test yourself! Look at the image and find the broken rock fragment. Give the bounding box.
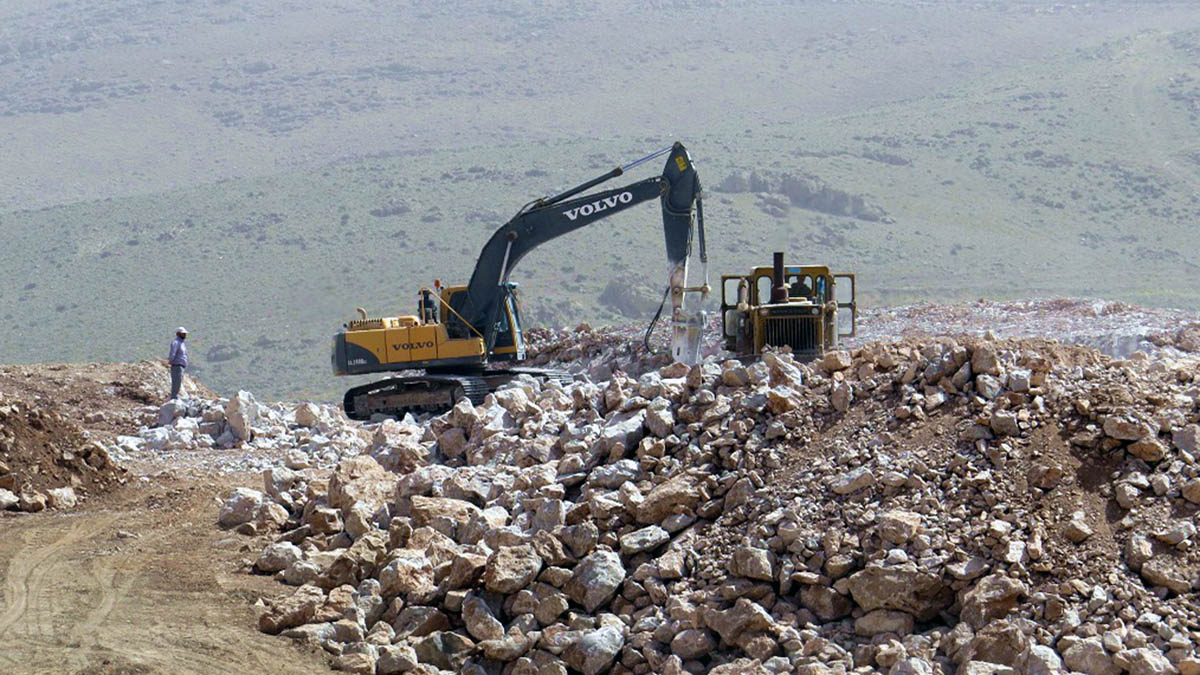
[959,574,1025,629]
[484,544,542,594]
[636,473,700,524]
[564,550,625,612]
[563,625,625,675]
[847,565,952,622]
[218,487,264,527]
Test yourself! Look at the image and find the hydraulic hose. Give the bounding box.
[643,284,672,355]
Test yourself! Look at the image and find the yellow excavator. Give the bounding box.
[332,142,709,420]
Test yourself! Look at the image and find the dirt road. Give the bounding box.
[0,476,329,675]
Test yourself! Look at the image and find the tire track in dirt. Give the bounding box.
[62,555,245,674]
[53,558,124,674]
[0,516,111,671]
[0,474,329,674]
[72,553,144,652]
[0,517,100,636]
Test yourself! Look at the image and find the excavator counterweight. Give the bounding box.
[332,142,708,420]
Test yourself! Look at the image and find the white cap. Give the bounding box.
[176,326,188,335]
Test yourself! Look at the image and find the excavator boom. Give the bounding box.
[449,142,705,351]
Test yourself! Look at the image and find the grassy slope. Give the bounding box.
[1,1,1199,400]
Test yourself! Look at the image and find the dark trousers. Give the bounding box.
[170,364,184,400]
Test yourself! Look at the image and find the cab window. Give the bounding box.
[722,277,747,307]
[787,274,812,299]
[756,275,772,305]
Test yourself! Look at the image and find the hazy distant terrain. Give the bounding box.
[2,0,1199,399]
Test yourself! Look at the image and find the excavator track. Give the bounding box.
[342,368,573,421]
[500,366,574,388]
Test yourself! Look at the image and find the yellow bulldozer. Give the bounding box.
[720,252,856,361]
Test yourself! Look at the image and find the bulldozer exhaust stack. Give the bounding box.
[770,251,789,304]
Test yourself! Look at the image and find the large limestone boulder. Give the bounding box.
[294,402,324,428]
[619,526,669,556]
[636,473,701,524]
[846,564,953,622]
[671,628,717,660]
[156,400,182,427]
[563,626,625,675]
[225,390,260,441]
[376,644,418,674]
[378,549,435,597]
[256,542,303,573]
[854,609,913,637]
[258,584,326,634]
[1062,637,1120,675]
[703,597,775,644]
[1103,414,1153,442]
[959,574,1026,629]
[564,551,626,612]
[877,510,923,545]
[461,593,504,641]
[410,496,481,530]
[219,488,265,527]
[971,343,1001,376]
[483,545,542,594]
[728,546,776,581]
[963,620,1031,668]
[600,409,647,453]
[329,455,392,513]
[47,487,78,509]
[1114,647,1175,675]
[800,585,852,622]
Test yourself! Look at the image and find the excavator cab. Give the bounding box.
[435,282,524,361]
[721,252,856,361]
[488,284,526,362]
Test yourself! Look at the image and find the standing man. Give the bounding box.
[167,327,189,400]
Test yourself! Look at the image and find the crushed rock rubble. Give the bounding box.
[110,392,373,475]
[855,298,1200,361]
[214,326,1200,674]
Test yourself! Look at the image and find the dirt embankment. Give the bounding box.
[0,360,224,509]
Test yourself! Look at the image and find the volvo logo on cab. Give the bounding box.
[562,191,633,221]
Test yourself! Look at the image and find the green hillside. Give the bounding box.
[2,1,1199,400]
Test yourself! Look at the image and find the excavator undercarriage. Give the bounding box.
[341,367,572,421]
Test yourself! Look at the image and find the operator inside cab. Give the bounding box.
[420,289,439,324]
[788,275,811,300]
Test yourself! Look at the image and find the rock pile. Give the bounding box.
[0,393,124,512]
[231,332,1200,674]
[1152,323,1200,354]
[112,392,371,473]
[857,298,1200,361]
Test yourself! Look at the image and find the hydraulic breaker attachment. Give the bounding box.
[668,260,709,366]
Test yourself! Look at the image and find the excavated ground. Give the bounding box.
[0,472,330,674]
[0,362,329,674]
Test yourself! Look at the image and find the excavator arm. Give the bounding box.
[448,142,707,358]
